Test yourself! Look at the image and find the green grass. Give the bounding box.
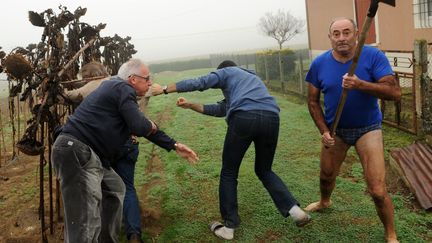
[131,69,430,242]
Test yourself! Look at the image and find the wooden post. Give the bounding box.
[298,54,304,95]
[414,40,429,136]
[245,55,249,69]
[0,106,5,165]
[264,55,269,83]
[16,96,20,156]
[278,51,285,91]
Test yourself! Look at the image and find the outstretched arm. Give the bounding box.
[177,97,226,117]
[152,83,177,96]
[144,129,199,164]
[176,97,204,113]
[153,72,225,96]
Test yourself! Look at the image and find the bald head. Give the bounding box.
[329,18,357,33]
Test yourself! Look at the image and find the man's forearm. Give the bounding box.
[188,103,204,113]
[357,76,401,101]
[145,129,177,151]
[164,83,177,94]
[308,101,329,135]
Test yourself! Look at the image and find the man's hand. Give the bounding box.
[342,73,362,90]
[131,135,139,144]
[176,97,191,109]
[151,84,164,96]
[174,142,199,164]
[144,83,162,98]
[322,131,335,147]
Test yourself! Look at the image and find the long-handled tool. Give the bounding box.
[330,0,396,136]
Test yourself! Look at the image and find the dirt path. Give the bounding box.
[0,152,64,243]
[138,106,174,240]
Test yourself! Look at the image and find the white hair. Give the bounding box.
[117,58,146,80]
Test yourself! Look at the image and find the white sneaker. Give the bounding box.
[294,214,312,227]
[209,221,234,240]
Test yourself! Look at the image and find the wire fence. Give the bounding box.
[380,51,417,133]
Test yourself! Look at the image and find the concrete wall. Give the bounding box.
[379,1,432,50]
[306,0,355,52]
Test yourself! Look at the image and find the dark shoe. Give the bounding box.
[128,233,143,243]
[295,213,312,227]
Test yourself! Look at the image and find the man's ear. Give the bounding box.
[128,76,136,85]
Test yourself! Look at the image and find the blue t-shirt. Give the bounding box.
[305,46,393,128]
[175,67,280,120]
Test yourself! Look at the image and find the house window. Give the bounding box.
[414,0,432,28]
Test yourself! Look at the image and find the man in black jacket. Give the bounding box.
[52,59,198,243]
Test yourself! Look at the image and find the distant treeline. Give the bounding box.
[149,49,310,75]
[149,53,258,73]
[149,58,212,73]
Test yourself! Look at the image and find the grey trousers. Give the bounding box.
[52,134,126,243]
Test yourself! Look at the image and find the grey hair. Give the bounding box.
[117,58,146,80]
[329,17,357,33]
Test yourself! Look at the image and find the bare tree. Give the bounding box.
[258,9,305,50]
[258,10,305,85]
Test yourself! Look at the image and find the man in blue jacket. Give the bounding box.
[153,60,311,240]
[51,59,199,243]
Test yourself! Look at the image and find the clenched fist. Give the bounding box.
[176,97,190,109]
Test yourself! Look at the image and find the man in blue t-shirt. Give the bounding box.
[304,18,401,243]
[152,60,311,240]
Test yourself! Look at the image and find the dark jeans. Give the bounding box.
[112,138,141,239]
[221,110,298,228]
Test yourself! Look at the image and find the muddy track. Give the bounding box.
[138,106,174,240]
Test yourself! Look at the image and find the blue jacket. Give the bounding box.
[176,67,279,120]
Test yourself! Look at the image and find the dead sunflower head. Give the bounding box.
[2,53,33,80]
[16,137,44,156]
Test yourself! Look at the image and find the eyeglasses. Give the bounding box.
[130,74,151,81]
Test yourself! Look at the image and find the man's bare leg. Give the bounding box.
[305,136,350,212]
[356,130,398,243]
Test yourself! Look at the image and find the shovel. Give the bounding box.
[330,0,396,136]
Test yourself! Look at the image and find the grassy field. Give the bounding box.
[132,69,431,242]
[0,81,9,98]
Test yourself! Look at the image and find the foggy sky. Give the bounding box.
[1,0,308,63]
